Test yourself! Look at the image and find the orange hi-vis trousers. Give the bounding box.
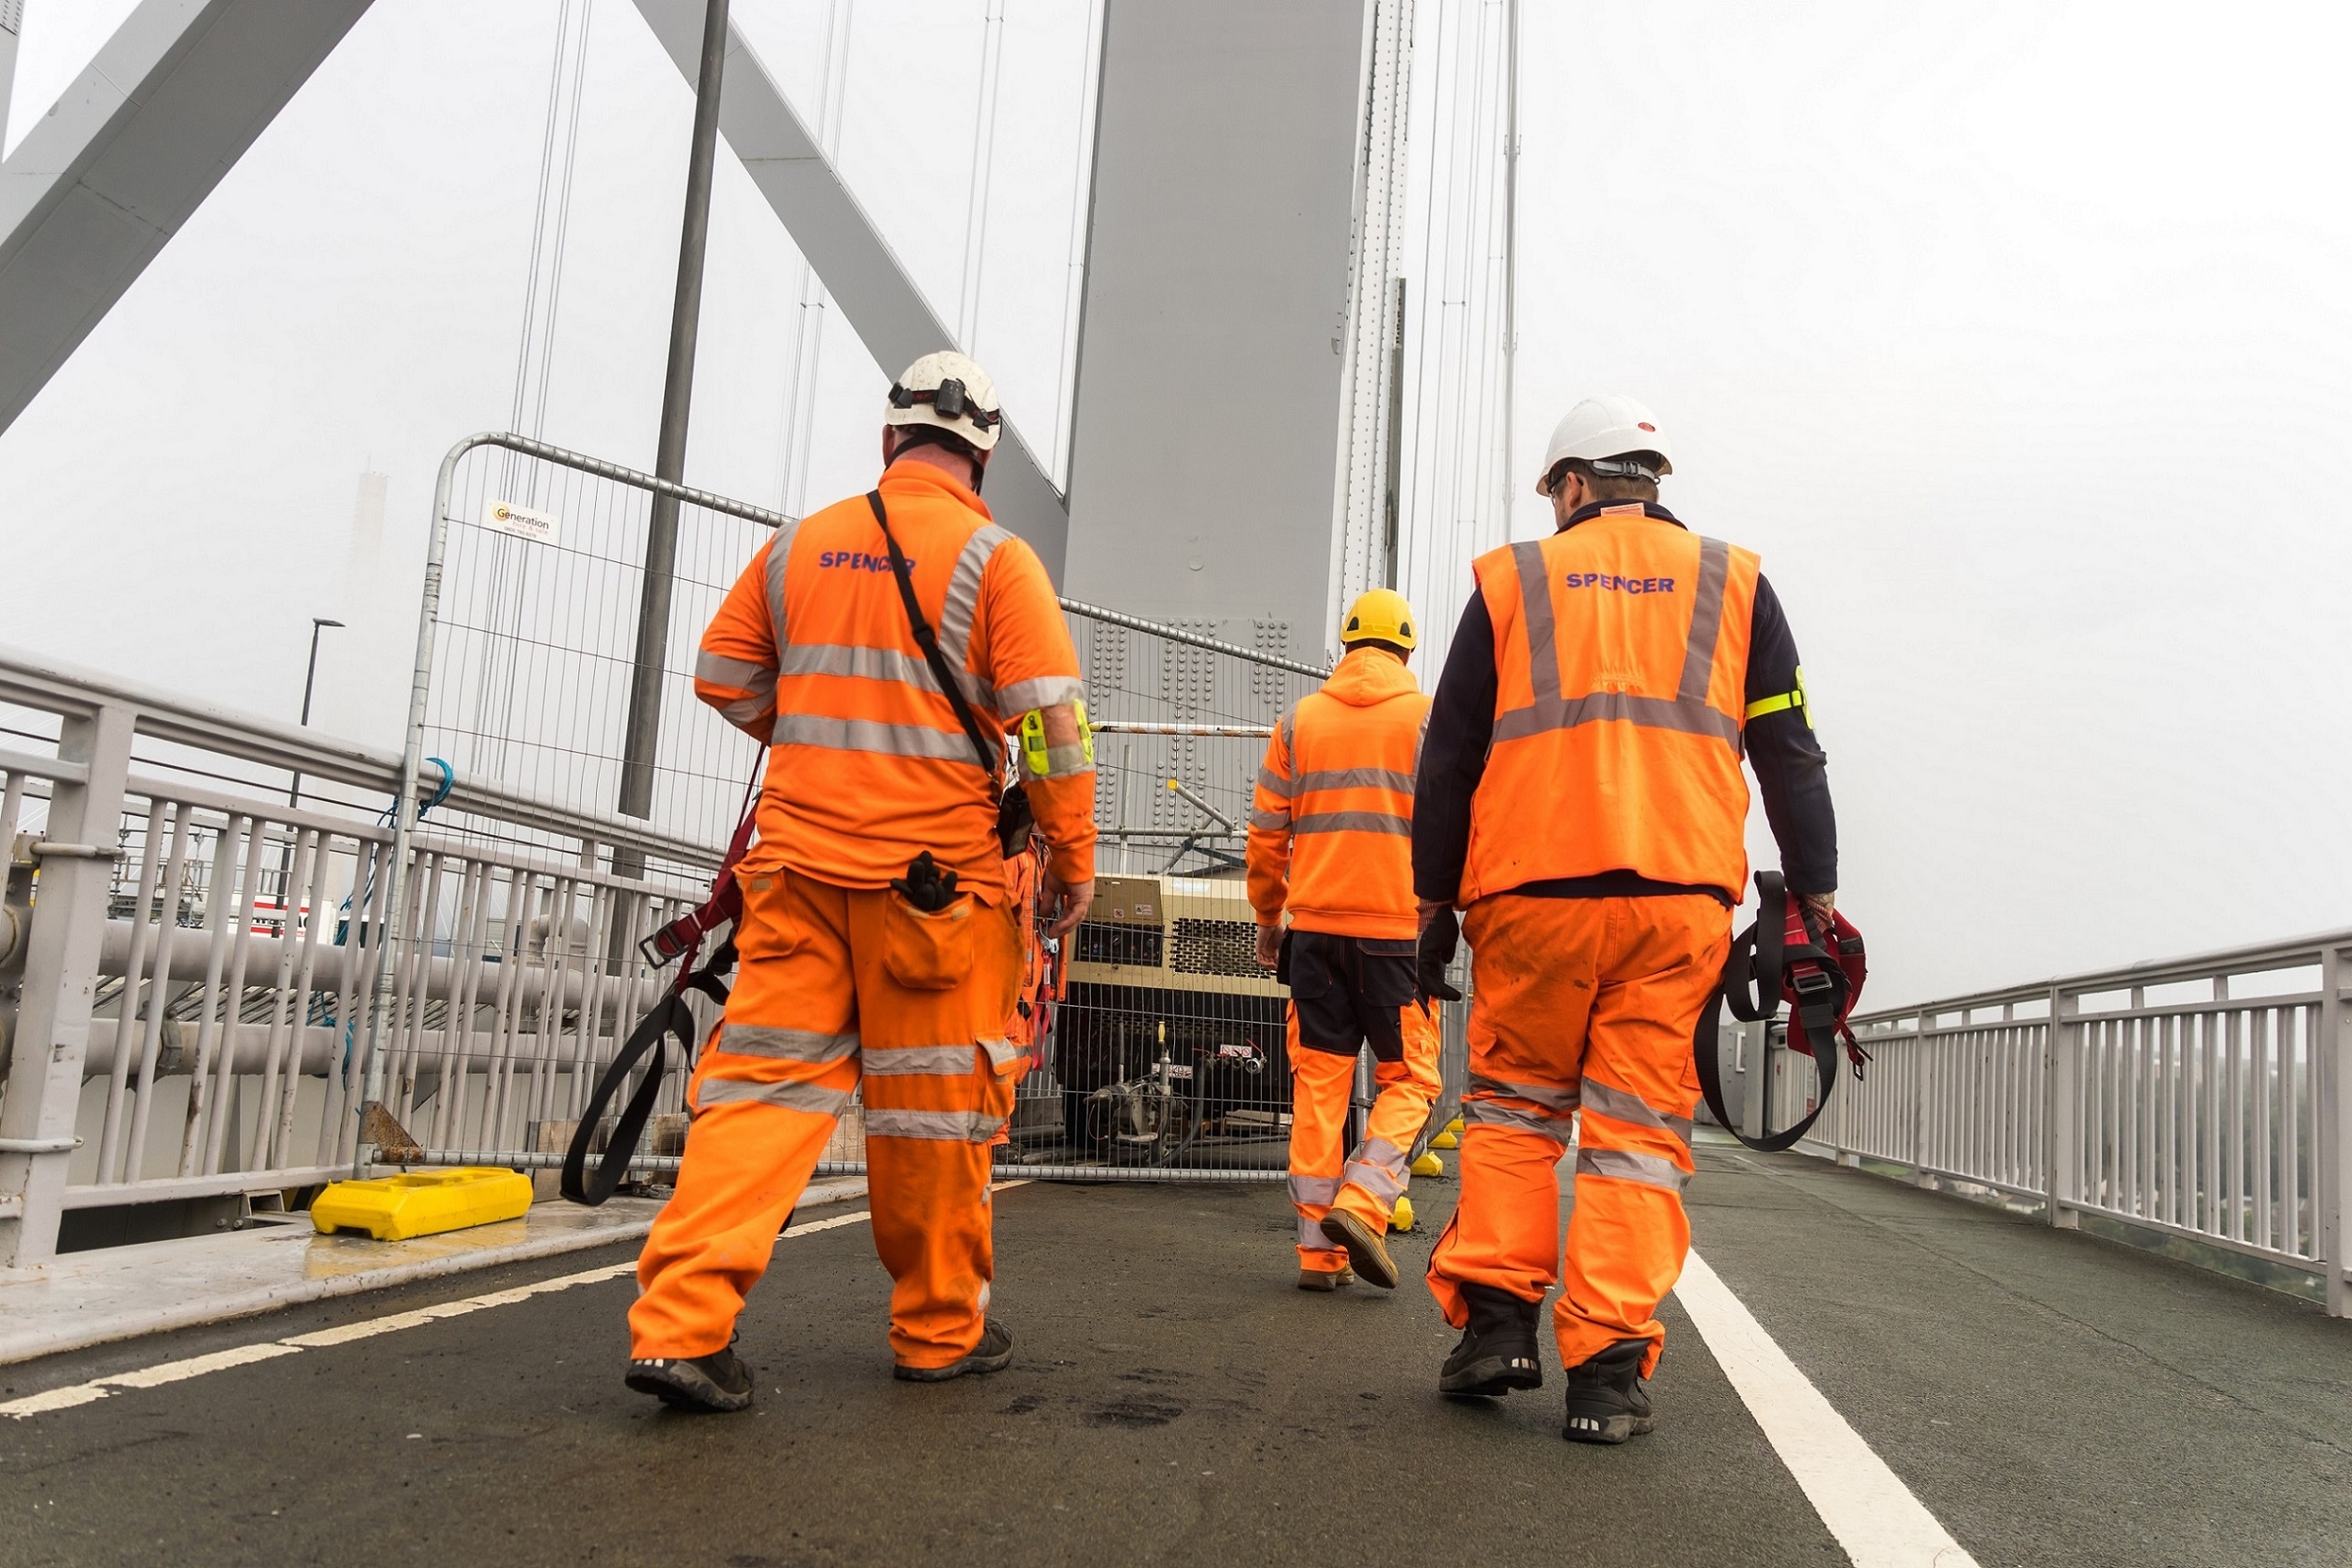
[1426,894,1728,1376]
[1289,1001,1442,1274]
[630,867,1020,1371]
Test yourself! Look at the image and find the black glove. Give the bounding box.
[891,851,962,912]
[1417,907,1462,1001]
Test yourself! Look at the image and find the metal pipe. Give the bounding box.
[619,0,733,824]
[405,1148,1285,1183]
[1058,597,1331,679]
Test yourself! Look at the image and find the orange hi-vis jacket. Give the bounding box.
[693,463,1097,900]
[1247,646,1431,941]
[1462,505,1760,903]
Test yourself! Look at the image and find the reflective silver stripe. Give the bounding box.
[865,1106,1005,1142]
[1513,541,1561,703]
[763,520,802,647]
[1291,811,1410,837]
[696,652,775,691]
[997,674,1087,712]
[1675,537,1732,704]
[1249,807,1291,832]
[720,695,775,727]
[1578,1075,1691,1149]
[780,642,934,687]
[1293,768,1416,795]
[1469,1071,1580,1113]
[715,1025,860,1064]
[1289,1173,1342,1206]
[1342,1136,1410,1203]
[861,1044,981,1077]
[1413,708,1429,780]
[1576,1145,1691,1192]
[771,712,984,765]
[1280,709,1296,756]
[1490,690,1742,746]
[1299,1215,1338,1249]
[1256,765,1295,798]
[1040,742,1092,779]
[1463,1099,1572,1144]
[936,524,1013,705]
[695,1076,852,1117]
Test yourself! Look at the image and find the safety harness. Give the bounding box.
[560,801,759,1206]
[1694,870,1869,1153]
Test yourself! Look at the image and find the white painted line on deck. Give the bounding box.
[1,1180,1034,1420]
[1676,1248,1980,1568]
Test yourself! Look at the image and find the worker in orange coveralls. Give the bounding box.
[625,353,1096,1411]
[1415,396,1837,1444]
[1248,589,1441,1293]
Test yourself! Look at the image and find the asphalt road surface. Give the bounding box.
[2,1147,2347,1567]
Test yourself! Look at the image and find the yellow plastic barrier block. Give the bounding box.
[1392,1194,1417,1232]
[310,1167,533,1241]
[1429,1130,1459,1150]
[1411,1151,1444,1178]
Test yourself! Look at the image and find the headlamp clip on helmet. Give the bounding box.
[888,377,1002,430]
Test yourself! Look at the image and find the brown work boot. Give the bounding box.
[894,1317,1015,1383]
[1297,1264,1356,1291]
[1318,1208,1399,1289]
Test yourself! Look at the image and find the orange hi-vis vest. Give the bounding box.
[692,464,1097,900]
[1248,646,1431,941]
[1461,505,1760,903]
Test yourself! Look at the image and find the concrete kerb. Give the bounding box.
[0,1177,868,1367]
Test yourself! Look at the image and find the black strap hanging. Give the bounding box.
[865,490,1033,856]
[1694,870,1853,1154]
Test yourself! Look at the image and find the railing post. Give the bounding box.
[2046,984,2079,1230]
[1911,1014,1930,1185]
[2321,944,2347,1317]
[0,702,133,1266]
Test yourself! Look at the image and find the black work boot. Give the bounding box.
[894,1317,1015,1383]
[1438,1283,1544,1396]
[626,1346,754,1412]
[1562,1338,1656,1444]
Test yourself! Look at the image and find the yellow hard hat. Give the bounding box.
[1340,588,1418,652]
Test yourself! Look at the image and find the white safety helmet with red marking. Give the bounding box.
[886,350,1004,452]
[1536,394,1673,495]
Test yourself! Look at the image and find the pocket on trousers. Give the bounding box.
[733,872,799,964]
[882,891,976,991]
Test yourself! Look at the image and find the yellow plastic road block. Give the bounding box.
[1411,1151,1444,1178]
[311,1167,533,1241]
[1392,1194,1416,1232]
[1430,1115,1463,1151]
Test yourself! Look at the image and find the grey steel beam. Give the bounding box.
[0,0,371,436]
[629,0,1069,575]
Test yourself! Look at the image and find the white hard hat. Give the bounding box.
[886,350,1003,452]
[1537,394,1673,494]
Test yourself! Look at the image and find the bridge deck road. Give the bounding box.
[2,1148,2348,1567]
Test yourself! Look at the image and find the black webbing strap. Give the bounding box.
[867,490,1003,784]
[865,491,1033,855]
[1695,870,1851,1153]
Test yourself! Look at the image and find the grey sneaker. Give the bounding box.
[626,1346,754,1413]
[894,1317,1015,1382]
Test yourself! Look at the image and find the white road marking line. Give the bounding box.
[3,1206,885,1420]
[1675,1248,1981,1568]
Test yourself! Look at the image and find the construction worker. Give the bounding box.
[1248,589,1442,1292]
[626,352,1097,1410]
[1415,396,1837,1443]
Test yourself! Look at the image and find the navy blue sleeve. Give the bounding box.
[1412,593,1498,905]
[1744,574,1838,894]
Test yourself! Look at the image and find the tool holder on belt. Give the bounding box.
[1695,869,1869,1153]
[560,804,759,1206]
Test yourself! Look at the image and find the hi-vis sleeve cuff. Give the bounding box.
[694,651,778,733]
[1026,772,1096,884]
[1743,666,1810,727]
[1018,701,1095,780]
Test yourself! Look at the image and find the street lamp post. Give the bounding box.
[277,618,344,912]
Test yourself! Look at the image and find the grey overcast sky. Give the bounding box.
[3,1,2348,1004]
